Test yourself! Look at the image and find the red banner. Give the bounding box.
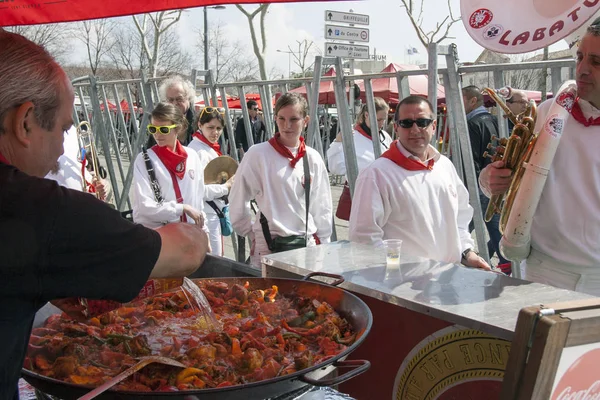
[0,0,339,26]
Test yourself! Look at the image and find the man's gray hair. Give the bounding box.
[159,75,196,105]
[0,30,66,135]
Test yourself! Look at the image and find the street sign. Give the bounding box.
[325,43,370,59]
[325,10,369,26]
[325,24,370,43]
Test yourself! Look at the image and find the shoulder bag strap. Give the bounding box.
[206,200,224,218]
[259,212,275,251]
[142,147,163,204]
[303,152,310,243]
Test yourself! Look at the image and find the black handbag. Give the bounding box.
[260,153,310,253]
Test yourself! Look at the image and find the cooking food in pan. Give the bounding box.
[24,280,358,392]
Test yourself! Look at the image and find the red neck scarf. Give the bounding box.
[0,152,9,165]
[355,124,372,140]
[381,140,434,171]
[268,133,306,168]
[570,98,600,127]
[152,141,188,180]
[193,131,222,156]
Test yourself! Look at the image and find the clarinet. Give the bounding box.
[142,147,164,205]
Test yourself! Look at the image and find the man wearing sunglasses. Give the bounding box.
[349,95,491,271]
[479,20,600,295]
[0,32,209,397]
[235,100,265,155]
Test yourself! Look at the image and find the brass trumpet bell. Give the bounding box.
[482,87,538,233]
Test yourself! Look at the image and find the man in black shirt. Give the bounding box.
[0,31,210,398]
[235,100,266,154]
[462,85,510,267]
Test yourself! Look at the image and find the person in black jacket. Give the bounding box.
[462,85,510,267]
[235,100,266,155]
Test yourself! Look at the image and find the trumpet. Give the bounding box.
[481,87,537,233]
[76,121,100,198]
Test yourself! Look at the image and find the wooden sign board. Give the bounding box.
[501,298,600,399]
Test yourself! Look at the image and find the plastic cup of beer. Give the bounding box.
[383,239,402,270]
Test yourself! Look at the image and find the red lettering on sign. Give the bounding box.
[568,7,581,22]
[512,32,530,46]
[550,20,564,36]
[533,28,546,41]
[499,30,512,46]
[584,0,599,7]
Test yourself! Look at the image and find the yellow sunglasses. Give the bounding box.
[147,124,178,135]
[199,107,225,119]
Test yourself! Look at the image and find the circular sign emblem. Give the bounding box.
[552,348,600,399]
[483,25,503,40]
[394,326,510,400]
[360,30,368,40]
[469,8,493,29]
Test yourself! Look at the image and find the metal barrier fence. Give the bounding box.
[71,49,575,265]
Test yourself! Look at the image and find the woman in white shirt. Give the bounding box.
[229,92,333,268]
[326,97,393,220]
[132,102,206,229]
[188,107,234,256]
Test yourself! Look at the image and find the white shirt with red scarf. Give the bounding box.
[526,98,600,268]
[349,140,474,264]
[229,140,333,244]
[132,146,206,229]
[327,126,393,177]
[188,136,229,212]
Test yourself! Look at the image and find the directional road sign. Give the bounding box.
[325,24,370,43]
[325,10,369,26]
[325,42,370,59]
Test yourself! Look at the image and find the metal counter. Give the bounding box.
[262,241,593,341]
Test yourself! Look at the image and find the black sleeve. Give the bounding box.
[235,119,248,151]
[467,119,484,177]
[42,186,161,303]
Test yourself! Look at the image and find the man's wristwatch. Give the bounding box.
[461,248,479,260]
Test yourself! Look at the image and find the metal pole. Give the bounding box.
[427,42,439,124]
[307,56,324,158]
[493,70,508,138]
[364,79,382,159]
[332,57,359,196]
[444,44,490,263]
[204,7,209,71]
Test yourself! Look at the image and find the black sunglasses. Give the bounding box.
[396,118,434,129]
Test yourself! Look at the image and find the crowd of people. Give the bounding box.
[2,17,600,396]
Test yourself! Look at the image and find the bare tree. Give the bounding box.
[132,11,183,77]
[196,22,259,83]
[236,4,270,81]
[399,0,460,48]
[78,19,117,75]
[106,23,146,80]
[5,24,73,62]
[504,54,542,91]
[107,16,191,80]
[288,39,322,77]
[156,30,194,76]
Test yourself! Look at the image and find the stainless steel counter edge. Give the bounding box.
[262,242,594,341]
